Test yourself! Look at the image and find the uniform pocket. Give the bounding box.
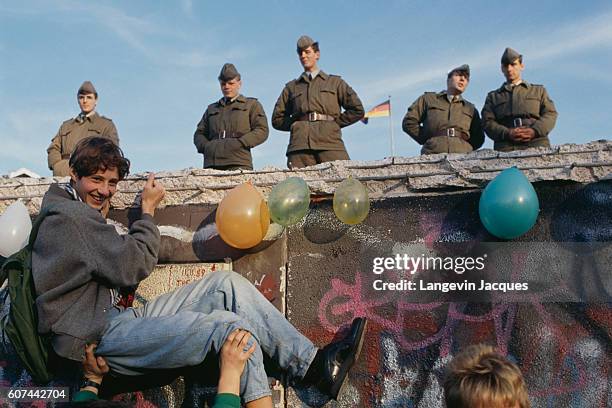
[320,88,338,110]
[524,97,541,115]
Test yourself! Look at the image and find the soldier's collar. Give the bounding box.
[219,94,245,105]
[299,70,328,82]
[74,111,97,123]
[502,81,530,91]
[438,90,464,103]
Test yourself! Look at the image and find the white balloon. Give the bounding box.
[0,201,33,257]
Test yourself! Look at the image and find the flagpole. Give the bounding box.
[388,95,395,157]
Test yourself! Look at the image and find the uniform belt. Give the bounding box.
[432,128,470,141]
[211,131,244,140]
[505,117,537,128]
[295,112,336,122]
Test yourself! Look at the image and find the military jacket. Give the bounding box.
[271,71,364,154]
[402,91,484,154]
[47,112,119,176]
[481,81,558,151]
[193,95,268,169]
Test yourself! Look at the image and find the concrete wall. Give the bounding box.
[285,181,611,407]
[0,142,610,407]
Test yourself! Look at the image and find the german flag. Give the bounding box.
[361,99,390,124]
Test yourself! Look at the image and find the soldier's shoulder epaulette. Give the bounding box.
[98,114,114,123]
[423,92,437,96]
[246,96,259,102]
[530,84,545,89]
[61,118,73,126]
[462,99,476,109]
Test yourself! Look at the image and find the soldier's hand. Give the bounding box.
[508,128,524,142]
[517,127,536,141]
[508,128,530,142]
[141,173,165,216]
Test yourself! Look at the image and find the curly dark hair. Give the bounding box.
[69,136,130,180]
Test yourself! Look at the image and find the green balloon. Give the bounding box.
[333,178,370,225]
[479,167,540,239]
[268,177,311,226]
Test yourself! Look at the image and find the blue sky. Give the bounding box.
[1,0,611,176]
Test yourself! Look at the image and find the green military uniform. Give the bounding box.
[482,82,558,151]
[193,63,269,170]
[403,64,484,155]
[272,36,364,168]
[47,111,118,176]
[193,95,268,170]
[272,71,364,167]
[482,47,558,152]
[402,92,484,155]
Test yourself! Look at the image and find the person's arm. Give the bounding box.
[103,120,119,145]
[47,125,67,173]
[194,109,211,153]
[468,107,485,150]
[213,329,257,408]
[73,343,109,402]
[336,79,365,128]
[531,87,558,139]
[402,96,427,145]
[239,101,269,148]
[271,85,293,131]
[481,92,511,142]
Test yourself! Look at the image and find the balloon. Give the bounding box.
[333,178,370,225]
[268,177,310,226]
[216,182,270,249]
[479,167,539,239]
[0,201,33,257]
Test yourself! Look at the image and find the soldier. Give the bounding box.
[47,81,118,177]
[193,63,269,170]
[272,35,364,169]
[402,64,484,155]
[482,47,558,151]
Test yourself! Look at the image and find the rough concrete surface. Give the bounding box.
[1,141,610,213]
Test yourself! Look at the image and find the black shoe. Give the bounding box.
[316,317,368,400]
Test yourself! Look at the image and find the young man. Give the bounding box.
[193,63,269,170]
[444,344,530,408]
[33,137,366,407]
[402,64,484,154]
[47,81,119,177]
[272,35,364,169]
[481,47,558,152]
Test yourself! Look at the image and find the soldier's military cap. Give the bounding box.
[218,63,240,81]
[77,81,97,96]
[501,47,522,65]
[297,35,316,51]
[448,64,470,79]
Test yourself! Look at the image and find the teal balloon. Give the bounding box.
[333,178,370,225]
[479,167,540,239]
[268,177,310,226]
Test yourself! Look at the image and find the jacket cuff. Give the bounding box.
[140,213,157,224]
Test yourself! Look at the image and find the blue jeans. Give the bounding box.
[96,271,317,403]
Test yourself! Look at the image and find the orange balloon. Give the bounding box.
[216,182,270,249]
